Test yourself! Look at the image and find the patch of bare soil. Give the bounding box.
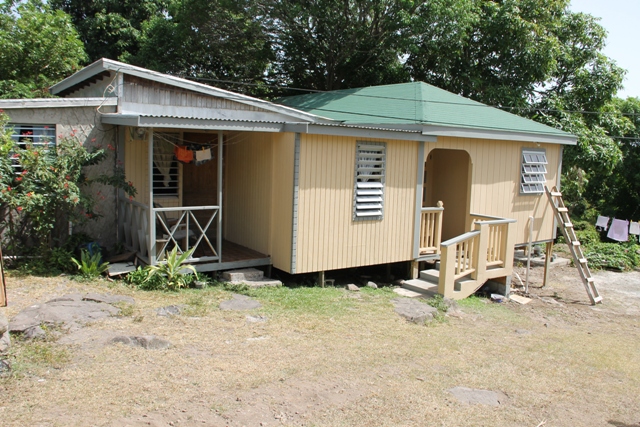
[1,267,639,427]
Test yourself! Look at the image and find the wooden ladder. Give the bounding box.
[545,186,602,305]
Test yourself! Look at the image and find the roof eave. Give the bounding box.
[420,124,577,145]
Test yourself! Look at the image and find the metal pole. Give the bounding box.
[217,130,223,262]
[149,129,156,265]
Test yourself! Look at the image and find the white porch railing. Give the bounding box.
[152,205,220,264]
[438,214,516,299]
[419,206,444,255]
[119,197,221,265]
[118,197,150,264]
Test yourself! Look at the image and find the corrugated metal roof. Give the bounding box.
[278,82,573,139]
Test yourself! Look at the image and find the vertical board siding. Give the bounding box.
[224,132,273,255]
[427,137,561,245]
[270,133,295,272]
[124,129,150,205]
[296,135,418,274]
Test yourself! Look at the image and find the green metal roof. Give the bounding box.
[278,82,574,142]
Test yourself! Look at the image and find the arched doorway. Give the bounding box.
[424,149,472,240]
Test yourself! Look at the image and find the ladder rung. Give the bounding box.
[551,192,562,197]
[593,296,603,303]
[578,258,588,264]
[558,207,568,213]
[564,223,573,228]
[586,277,594,283]
[572,241,581,246]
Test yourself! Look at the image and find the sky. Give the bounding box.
[569,0,640,99]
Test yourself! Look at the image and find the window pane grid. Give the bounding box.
[354,142,385,221]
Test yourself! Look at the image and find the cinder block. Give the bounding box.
[222,268,264,282]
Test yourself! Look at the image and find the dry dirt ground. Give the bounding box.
[1,264,639,427]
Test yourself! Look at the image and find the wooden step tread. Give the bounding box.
[557,207,569,213]
[565,223,573,228]
[551,192,562,197]
[572,241,581,246]
[578,258,588,264]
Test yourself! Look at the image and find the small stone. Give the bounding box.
[515,329,531,335]
[366,281,378,289]
[246,315,267,323]
[0,359,11,375]
[157,305,182,317]
[23,325,46,340]
[111,335,172,350]
[448,386,508,406]
[346,284,360,291]
[391,298,438,324]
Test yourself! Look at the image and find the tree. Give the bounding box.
[129,0,272,95]
[50,0,168,63]
[0,0,87,98]
[265,0,415,93]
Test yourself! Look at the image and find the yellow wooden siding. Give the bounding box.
[123,128,183,211]
[295,135,417,274]
[269,133,295,271]
[224,132,273,255]
[426,137,561,245]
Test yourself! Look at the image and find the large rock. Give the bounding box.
[0,330,10,353]
[391,298,438,324]
[219,294,262,311]
[9,293,133,335]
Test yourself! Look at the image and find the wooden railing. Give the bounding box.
[438,214,516,299]
[118,197,150,264]
[152,205,220,264]
[419,206,444,255]
[118,197,220,265]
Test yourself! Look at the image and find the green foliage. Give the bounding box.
[584,242,640,271]
[70,249,109,278]
[0,113,136,257]
[145,247,197,291]
[124,266,166,291]
[426,295,449,313]
[0,0,87,98]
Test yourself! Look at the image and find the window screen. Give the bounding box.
[520,149,547,194]
[7,124,56,174]
[354,142,385,220]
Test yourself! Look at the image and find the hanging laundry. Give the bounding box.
[194,148,212,166]
[630,221,640,235]
[595,215,610,231]
[607,219,629,242]
[174,145,193,164]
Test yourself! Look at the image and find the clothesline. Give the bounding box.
[595,216,640,242]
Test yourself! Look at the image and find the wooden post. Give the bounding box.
[438,245,456,299]
[543,241,553,288]
[148,129,156,265]
[0,246,6,307]
[318,270,325,288]
[410,260,419,279]
[217,130,223,263]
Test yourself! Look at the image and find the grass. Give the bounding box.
[1,274,640,427]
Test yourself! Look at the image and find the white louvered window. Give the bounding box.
[153,133,179,198]
[6,124,56,174]
[520,149,547,194]
[354,141,386,221]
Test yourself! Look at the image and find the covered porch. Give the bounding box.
[116,127,272,272]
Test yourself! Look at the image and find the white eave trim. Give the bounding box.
[50,58,335,125]
[0,97,118,109]
[420,125,577,145]
[99,114,437,141]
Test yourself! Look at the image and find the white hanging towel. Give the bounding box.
[595,215,610,230]
[630,221,640,235]
[194,148,212,166]
[607,219,629,242]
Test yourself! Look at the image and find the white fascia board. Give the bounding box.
[49,59,113,94]
[420,125,577,145]
[305,124,436,142]
[109,115,286,132]
[0,97,118,109]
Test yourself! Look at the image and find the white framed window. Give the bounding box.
[354,141,386,220]
[520,148,547,194]
[152,133,179,198]
[6,124,56,173]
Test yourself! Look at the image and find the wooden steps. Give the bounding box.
[545,186,602,305]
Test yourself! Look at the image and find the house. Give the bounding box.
[0,59,575,299]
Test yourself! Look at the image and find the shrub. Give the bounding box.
[584,242,640,271]
[125,247,197,291]
[70,248,109,279]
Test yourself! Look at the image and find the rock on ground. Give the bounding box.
[156,305,182,317]
[111,335,172,350]
[346,284,360,291]
[219,294,262,311]
[0,312,9,353]
[392,298,438,324]
[448,386,508,406]
[9,293,133,336]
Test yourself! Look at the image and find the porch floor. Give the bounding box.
[192,240,271,273]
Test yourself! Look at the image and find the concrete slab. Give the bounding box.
[222,268,264,282]
[514,250,571,267]
[393,288,423,298]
